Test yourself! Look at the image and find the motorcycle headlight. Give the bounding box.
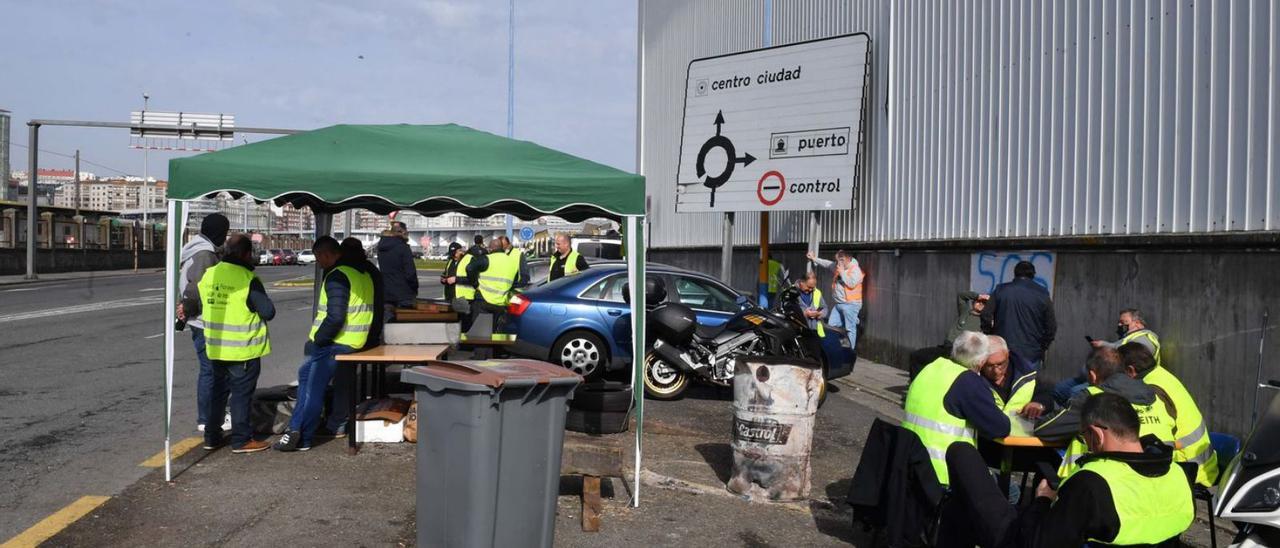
[1234,478,1280,513]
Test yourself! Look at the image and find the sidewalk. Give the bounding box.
[0,268,162,286]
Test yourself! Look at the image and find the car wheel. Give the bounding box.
[643,351,688,400]
[570,381,633,412]
[550,331,608,380]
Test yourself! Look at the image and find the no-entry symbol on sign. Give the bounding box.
[756,171,785,206]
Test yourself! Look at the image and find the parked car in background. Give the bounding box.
[258,249,274,265]
[571,234,623,260]
[503,264,856,384]
[279,249,297,265]
[296,250,316,265]
[269,249,284,265]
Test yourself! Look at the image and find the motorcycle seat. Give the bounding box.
[695,323,729,339]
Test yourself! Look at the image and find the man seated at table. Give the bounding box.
[903,331,1011,487]
[980,335,1038,416]
[1028,347,1176,478]
[274,236,375,452]
[938,392,1195,547]
[1120,342,1218,487]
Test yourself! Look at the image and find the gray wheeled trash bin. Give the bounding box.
[400,359,582,548]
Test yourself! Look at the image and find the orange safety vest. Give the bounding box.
[833,262,863,303]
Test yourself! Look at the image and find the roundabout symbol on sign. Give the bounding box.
[756,171,785,206]
[695,110,756,208]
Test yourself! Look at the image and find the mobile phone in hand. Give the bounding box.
[1084,335,1094,343]
[1036,461,1061,491]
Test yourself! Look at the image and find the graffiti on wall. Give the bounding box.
[970,251,1056,297]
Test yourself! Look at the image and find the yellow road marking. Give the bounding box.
[1,495,110,548]
[140,436,203,468]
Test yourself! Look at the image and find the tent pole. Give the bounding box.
[313,212,332,317]
[163,200,180,482]
[626,215,645,507]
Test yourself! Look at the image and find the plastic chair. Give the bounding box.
[1196,432,1242,548]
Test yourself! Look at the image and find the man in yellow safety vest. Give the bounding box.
[275,236,375,452]
[548,233,589,282]
[1119,342,1219,487]
[187,234,275,454]
[939,392,1194,547]
[979,336,1038,417]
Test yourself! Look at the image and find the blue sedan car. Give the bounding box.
[504,264,855,384]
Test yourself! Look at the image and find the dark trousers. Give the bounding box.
[936,444,1019,548]
[469,299,508,334]
[191,327,215,426]
[205,358,262,448]
[908,344,950,381]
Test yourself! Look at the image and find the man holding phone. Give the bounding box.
[937,393,1195,547]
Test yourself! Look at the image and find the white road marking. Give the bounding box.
[138,288,165,292]
[144,333,165,339]
[0,296,164,324]
[2,288,40,293]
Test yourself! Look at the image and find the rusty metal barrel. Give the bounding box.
[727,356,822,502]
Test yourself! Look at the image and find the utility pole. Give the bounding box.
[141,93,150,225]
[74,150,81,217]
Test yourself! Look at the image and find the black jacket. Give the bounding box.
[1034,374,1164,440]
[983,278,1057,363]
[847,418,945,547]
[376,235,417,306]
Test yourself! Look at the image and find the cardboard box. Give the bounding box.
[355,416,405,443]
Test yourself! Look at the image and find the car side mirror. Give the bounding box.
[735,295,750,308]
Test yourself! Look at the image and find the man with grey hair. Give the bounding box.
[979,335,1039,415]
[902,331,1012,487]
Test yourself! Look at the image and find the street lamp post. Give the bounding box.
[141,94,149,226]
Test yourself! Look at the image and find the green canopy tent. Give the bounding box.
[162,124,648,504]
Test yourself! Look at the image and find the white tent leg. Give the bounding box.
[626,215,645,507]
[163,200,179,482]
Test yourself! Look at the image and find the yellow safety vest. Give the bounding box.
[478,251,519,306]
[1144,366,1218,487]
[767,259,783,293]
[1073,456,1194,545]
[1060,385,1177,478]
[455,253,476,301]
[808,288,825,338]
[309,265,374,349]
[990,371,1037,413]
[548,250,582,282]
[197,262,270,361]
[903,357,979,486]
[1121,329,1162,368]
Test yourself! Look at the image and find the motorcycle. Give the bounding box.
[638,277,829,404]
[1214,378,1280,547]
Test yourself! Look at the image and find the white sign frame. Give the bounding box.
[675,33,872,213]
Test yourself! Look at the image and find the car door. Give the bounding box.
[669,275,742,326]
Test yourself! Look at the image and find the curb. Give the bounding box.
[0,269,164,287]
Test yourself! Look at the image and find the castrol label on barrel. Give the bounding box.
[733,417,792,445]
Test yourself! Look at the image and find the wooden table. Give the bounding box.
[335,344,448,454]
[393,309,459,323]
[984,434,1068,498]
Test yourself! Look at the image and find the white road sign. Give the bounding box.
[676,34,871,213]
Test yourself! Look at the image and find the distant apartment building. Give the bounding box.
[52,177,166,212]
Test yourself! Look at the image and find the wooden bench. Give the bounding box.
[561,431,625,532]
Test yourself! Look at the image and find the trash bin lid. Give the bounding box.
[401,359,582,393]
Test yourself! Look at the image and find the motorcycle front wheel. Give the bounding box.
[643,351,690,400]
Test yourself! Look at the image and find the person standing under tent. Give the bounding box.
[178,212,230,434]
[440,242,464,300]
[376,221,417,323]
[186,234,275,454]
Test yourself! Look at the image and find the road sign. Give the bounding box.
[519,226,535,241]
[676,34,871,213]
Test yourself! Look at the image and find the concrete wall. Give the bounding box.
[0,248,164,276]
[651,246,1280,437]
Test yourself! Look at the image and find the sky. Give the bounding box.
[0,0,637,179]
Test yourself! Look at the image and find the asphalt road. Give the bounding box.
[0,265,445,540]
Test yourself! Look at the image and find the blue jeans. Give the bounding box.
[829,301,862,351]
[191,327,216,427]
[289,344,353,444]
[1051,373,1090,407]
[205,358,261,448]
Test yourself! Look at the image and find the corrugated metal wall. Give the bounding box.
[641,0,1280,248]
